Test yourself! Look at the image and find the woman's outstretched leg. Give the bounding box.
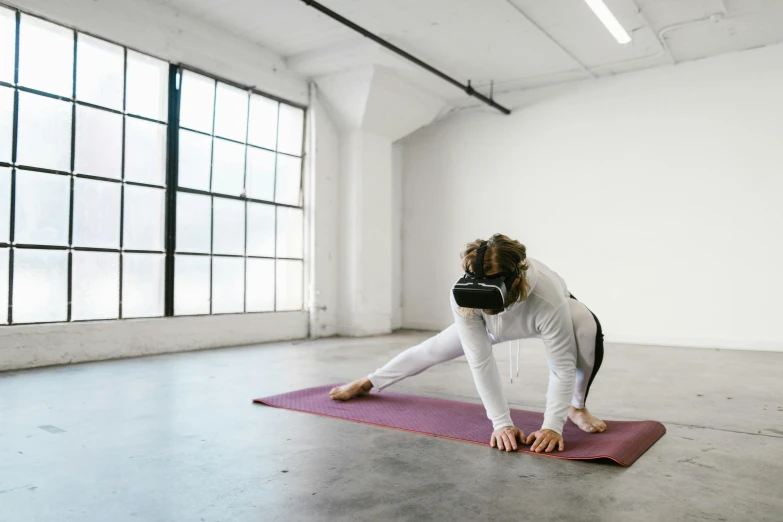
[330,324,465,400]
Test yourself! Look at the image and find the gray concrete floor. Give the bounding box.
[1,331,783,522]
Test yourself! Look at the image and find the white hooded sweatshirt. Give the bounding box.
[450,258,577,435]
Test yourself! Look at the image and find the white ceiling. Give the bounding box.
[157,0,783,102]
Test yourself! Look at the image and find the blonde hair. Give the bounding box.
[458,234,530,316]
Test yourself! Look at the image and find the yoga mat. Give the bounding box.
[254,384,666,467]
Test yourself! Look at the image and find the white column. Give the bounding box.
[313,66,444,337]
[337,130,394,335]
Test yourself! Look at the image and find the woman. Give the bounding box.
[330,234,606,454]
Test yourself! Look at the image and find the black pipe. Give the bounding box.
[300,0,511,115]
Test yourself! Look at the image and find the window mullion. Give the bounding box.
[163,64,180,317]
[66,29,77,322]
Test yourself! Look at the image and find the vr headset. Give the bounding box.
[452,241,519,310]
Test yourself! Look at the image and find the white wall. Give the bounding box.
[337,130,394,335]
[400,43,783,352]
[0,0,311,370]
[309,92,340,337]
[0,312,309,371]
[315,65,443,337]
[6,0,308,104]
[391,143,404,329]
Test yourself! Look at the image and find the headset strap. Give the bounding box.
[475,241,488,278]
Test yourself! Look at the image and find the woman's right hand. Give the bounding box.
[490,426,526,452]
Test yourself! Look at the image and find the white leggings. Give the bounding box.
[368,298,603,409]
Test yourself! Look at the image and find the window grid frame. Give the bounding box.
[208,74,216,315]
[0,6,308,325]
[66,28,76,322]
[118,36,126,319]
[242,79,251,314]
[0,7,170,325]
[172,65,307,317]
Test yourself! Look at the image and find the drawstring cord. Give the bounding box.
[509,339,520,384]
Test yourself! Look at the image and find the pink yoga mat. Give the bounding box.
[254,384,666,467]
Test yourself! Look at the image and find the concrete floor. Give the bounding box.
[1,331,782,522]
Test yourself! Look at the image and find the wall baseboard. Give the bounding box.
[400,321,783,353]
[0,312,309,371]
[603,334,783,352]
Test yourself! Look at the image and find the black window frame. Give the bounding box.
[168,65,308,317]
[0,5,308,326]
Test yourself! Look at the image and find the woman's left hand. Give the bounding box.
[525,429,564,453]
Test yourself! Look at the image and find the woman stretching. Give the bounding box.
[330,234,606,454]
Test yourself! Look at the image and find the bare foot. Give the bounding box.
[329,378,373,401]
[569,406,607,433]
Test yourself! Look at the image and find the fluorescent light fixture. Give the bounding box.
[584,0,632,44]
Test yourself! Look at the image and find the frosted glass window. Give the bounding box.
[75,105,122,179]
[125,118,167,186]
[123,185,165,251]
[174,254,210,315]
[13,248,68,323]
[213,198,245,255]
[76,34,124,111]
[176,192,211,253]
[0,248,7,324]
[14,171,70,246]
[246,258,274,312]
[125,51,168,121]
[248,94,278,150]
[72,178,120,248]
[16,92,72,171]
[71,251,119,320]
[246,148,275,201]
[18,15,73,97]
[0,86,12,164]
[277,104,304,156]
[276,260,303,311]
[211,139,244,196]
[180,71,214,134]
[0,8,15,84]
[178,130,212,191]
[214,82,248,143]
[276,207,303,259]
[122,253,164,318]
[212,256,244,314]
[247,203,275,257]
[275,154,302,206]
[0,167,9,244]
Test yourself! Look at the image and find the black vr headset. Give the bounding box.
[452,241,519,310]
